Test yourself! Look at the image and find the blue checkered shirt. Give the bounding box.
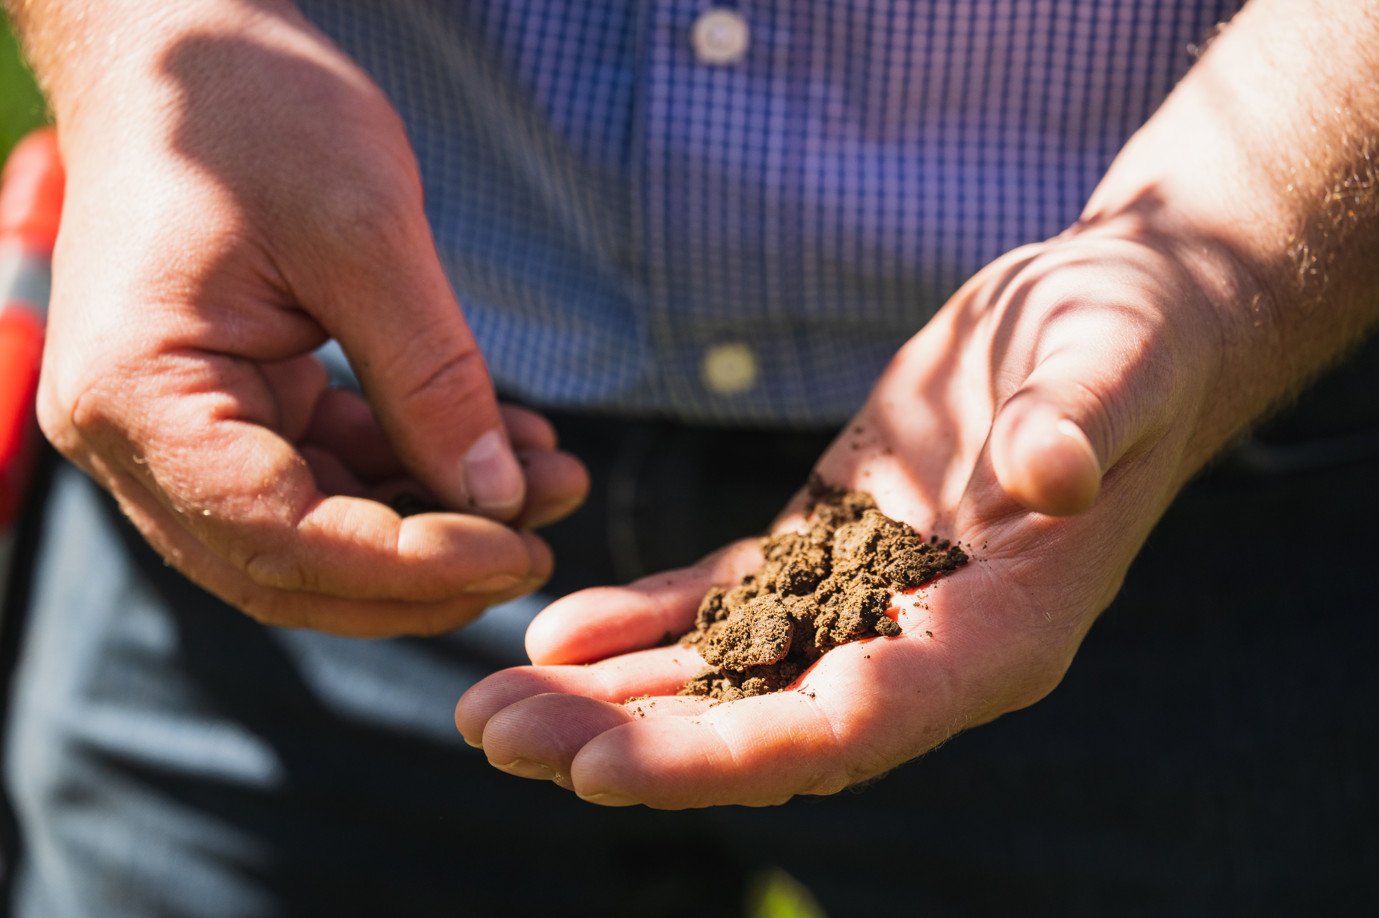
[299,0,1242,427]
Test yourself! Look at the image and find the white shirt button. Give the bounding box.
[701,342,759,395]
[691,9,750,66]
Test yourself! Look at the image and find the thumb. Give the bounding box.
[313,217,524,520]
[989,324,1176,516]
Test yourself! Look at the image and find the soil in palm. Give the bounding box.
[679,476,968,701]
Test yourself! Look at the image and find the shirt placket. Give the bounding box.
[638,1,801,421]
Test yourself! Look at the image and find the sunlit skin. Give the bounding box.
[458,0,1379,807]
[7,0,1377,805]
[458,227,1218,806]
[7,0,589,636]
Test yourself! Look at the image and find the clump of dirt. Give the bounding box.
[678,476,968,701]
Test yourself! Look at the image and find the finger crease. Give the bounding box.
[802,695,851,794]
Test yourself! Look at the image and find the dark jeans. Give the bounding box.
[4,365,1379,914]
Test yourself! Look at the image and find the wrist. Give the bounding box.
[1077,0,1379,486]
[10,0,304,130]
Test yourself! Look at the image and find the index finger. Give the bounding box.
[102,383,549,602]
[472,630,963,809]
[524,537,767,665]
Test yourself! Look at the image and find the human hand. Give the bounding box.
[457,212,1237,806]
[32,2,586,635]
[458,0,1379,805]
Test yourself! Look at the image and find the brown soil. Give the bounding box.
[678,476,968,701]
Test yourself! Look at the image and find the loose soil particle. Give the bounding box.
[678,476,968,701]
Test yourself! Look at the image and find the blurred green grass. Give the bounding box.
[1,13,47,165]
[748,868,828,918]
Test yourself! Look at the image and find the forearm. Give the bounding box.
[1082,0,1379,477]
[5,0,302,124]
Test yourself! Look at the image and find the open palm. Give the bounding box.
[458,218,1226,808]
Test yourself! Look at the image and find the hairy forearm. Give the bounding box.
[5,0,300,123]
[1083,0,1379,474]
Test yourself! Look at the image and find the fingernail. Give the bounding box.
[577,792,638,807]
[1055,418,1099,464]
[1054,418,1103,488]
[463,573,524,594]
[463,430,525,516]
[496,759,558,781]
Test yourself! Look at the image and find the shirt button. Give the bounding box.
[701,342,759,395]
[691,9,750,66]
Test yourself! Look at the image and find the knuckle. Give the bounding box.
[37,367,114,449]
[34,388,79,455]
[65,378,116,437]
[396,336,491,412]
[37,335,166,453]
[308,168,420,254]
[239,547,313,592]
[1064,379,1121,459]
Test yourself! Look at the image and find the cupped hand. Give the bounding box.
[458,212,1232,806]
[36,3,587,636]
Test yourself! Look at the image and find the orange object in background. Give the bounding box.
[0,127,63,529]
